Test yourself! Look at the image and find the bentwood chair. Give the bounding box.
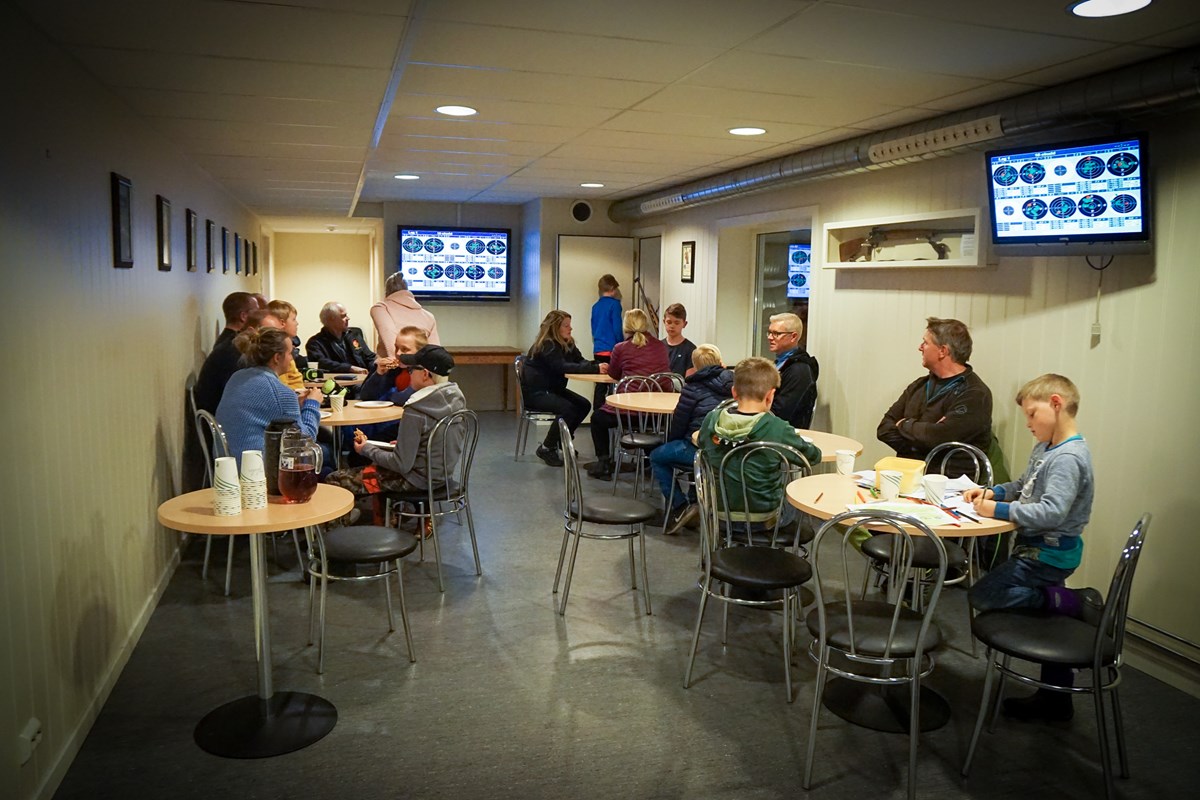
[611,375,672,496]
[305,524,419,673]
[649,371,684,393]
[385,409,480,593]
[513,355,556,460]
[553,419,655,616]
[194,409,236,596]
[963,514,1151,800]
[684,450,813,702]
[660,397,736,529]
[805,509,948,800]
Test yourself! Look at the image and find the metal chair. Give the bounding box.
[684,449,813,702]
[611,375,671,496]
[385,409,481,593]
[513,355,556,460]
[649,371,684,392]
[553,419,655,616]
[661,396,736,528]
[305,524,418,673]
[804,509,948,800]
[193,409,236,596]
[962,514,1151,800]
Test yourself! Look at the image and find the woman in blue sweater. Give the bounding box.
[216,327,323,466]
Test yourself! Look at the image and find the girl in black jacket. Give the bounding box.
[522,310,607,466]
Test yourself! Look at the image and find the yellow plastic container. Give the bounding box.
[873,457,926,494]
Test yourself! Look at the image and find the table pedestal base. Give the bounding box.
[821,678,950,733]
[194,691,337,758]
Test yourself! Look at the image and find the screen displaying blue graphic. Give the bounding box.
[786,244,811,299]
[398,226,511,301]
[986,134,1149,248]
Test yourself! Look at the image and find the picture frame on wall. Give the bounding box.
[251,241,258,275]
[110,172,133,268]
[234,232,241,274]
[185,209,197,271]
[243,237,251,278]
[205,219,215,272]
[681,240,696,284]
[222,227,230,273]
[156,195,172,271]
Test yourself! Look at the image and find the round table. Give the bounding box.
[606,391,679,414]
[321,399,404,428]
[157,484,354,758]
[565,372,615,384]
[303,372,366,389]
[795,430,863,464]
[786,473,1013,734]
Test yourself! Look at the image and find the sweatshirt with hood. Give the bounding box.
[359,381,466,489]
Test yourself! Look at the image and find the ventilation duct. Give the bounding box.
[609,46,1200,222]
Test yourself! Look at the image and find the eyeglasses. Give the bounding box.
[766,329,795,338]
[405,365,427,374]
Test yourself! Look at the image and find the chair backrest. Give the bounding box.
[558,418,585,525]
[194,409,229,488]
[649,371,684,393]
[795,381,818,429]
[424,408,478,497]
[714,441,812,548]
[513,355,530,411]
[1095,513,1151,668]
[810,509,947,662]
[924,441,994,485]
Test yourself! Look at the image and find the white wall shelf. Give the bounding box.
[823,207,982,268]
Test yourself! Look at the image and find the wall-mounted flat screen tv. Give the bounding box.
[986,133,1150,255]
[398,226,511,301]
[786,244,811,299]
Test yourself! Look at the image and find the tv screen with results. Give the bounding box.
[786,244,811,299]
[398,226,512,301]
[986,134,1148,248]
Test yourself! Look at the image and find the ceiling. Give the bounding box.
[19,0,1200,217]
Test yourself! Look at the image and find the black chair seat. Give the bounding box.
[862,533,968,569]
[385,480,463,504]
[972,609,1115,666]
[571,496,657,526]
[619,432,664,450]
[322,525,419,564]
[711,546,811,590]
[806,600,942,657]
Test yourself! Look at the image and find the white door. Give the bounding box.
[556,235,635,357]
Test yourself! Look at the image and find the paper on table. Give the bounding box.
[855,469,876,487]
[365,440,395,450]
[846,501,959,527]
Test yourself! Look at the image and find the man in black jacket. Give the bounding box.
[306,302,376,375]
[767,312,819,429]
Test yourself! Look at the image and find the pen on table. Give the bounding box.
[856,490,866,503]
[814,492,824,503]
[956,507,982,522]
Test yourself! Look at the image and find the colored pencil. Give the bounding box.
[815,492,824,503]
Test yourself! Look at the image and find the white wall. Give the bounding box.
[637,110,1200,686]
[273,232,373,347]
[0,9,262,799]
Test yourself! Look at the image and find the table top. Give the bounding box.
[304,372,366,388]
[786,473,1014,538]
[795,430,864,463]
[321,399,405,427]
[565,372,615,384]
[607,391,679,413]
[158,484,354,535]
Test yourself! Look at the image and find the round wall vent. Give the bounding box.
[571,201,593,223]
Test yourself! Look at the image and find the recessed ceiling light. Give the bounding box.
[729,126,767,136]
[436,105,477,117]
[580,182,605,188]
[393,174,420,180]
[1069,0,1151,17]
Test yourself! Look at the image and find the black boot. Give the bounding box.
[536,444,563,467]
[586,458,614,480]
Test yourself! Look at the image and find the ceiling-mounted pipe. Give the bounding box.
[609,46,1200,222]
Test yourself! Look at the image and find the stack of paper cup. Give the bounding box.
[240,450,268,510]
[212,456,242,516]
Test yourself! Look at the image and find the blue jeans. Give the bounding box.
[650,439,696,510]
[968,555,1074,612]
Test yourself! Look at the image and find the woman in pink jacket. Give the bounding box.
[370,272,440,356]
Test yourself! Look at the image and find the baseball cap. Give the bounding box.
[399,344,455,377]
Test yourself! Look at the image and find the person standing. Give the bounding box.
[590,274,623,412]
[371,272,440,357]
[662,303,697,378]
[876,317,992,474]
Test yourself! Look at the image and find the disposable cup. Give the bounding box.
[923,474,948,506]
[835,449,856,476]
[329,394,346,413]
[879,469,902,501]
[240,450,265,482]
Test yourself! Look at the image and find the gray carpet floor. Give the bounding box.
[57,412,1199,799]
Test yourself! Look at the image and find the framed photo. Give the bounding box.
[222,227,230,273]
[681,240,696,283]
[205,219,215,272]
[110,172,133,268]
[234,233,241,274]
[251,241,258,275]
[243,237,251,277]
[185,209,197,271]
[156,195,172,271]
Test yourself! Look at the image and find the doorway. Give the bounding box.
[753,228,812,356]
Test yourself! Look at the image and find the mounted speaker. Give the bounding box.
[570,201,593,223]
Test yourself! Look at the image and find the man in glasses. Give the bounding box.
[765,312,819,428]
[877,317,993,473]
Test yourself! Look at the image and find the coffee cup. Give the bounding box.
[835,449,856,476]
[879,469,902,501]
[923,474,948,506]
[329,393,345,413]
